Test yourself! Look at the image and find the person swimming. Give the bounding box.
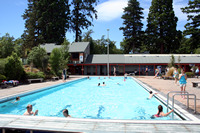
[12,96,20,103]
[23,104,38,116]
[102,82,106,86]
[63,109,71,117]
[147,91,157,99]
[151,105,174,119]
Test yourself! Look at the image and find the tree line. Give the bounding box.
[0,0,199,81]
[0,0,199,57]
[120,0,199,54]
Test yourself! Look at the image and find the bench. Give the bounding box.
[28,78,43,83]
[52,77,59,81]
[192,82,200,87]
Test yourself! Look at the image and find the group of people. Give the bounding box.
[23,104,71,117]
[14,91,172,119]
[13,96,70,117]
[98,82,106,86]
[154,67,189,99]
[192,67,199,78]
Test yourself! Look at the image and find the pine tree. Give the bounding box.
[37,0,70,44]
[22,0,38,49]
[70,0,98,42]
[119,0,144,54]
[22,0,70,49]
[181,0,200,53]
[146,0,178,54]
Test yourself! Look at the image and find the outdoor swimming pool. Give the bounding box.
[0,77,181,120]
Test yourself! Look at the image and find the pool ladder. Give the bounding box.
[166,91,196,119]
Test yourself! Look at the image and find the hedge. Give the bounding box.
[185,72,195,78]
[26,72,45,79]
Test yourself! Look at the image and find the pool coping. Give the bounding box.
[1,114,200,133]
[0,76,200,132]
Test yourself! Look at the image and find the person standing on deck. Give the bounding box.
[113,66,116,76]
[62,67,67,82]
[179,69,187,99]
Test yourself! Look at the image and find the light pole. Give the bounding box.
[107,29,109,77]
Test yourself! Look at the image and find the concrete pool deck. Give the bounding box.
[0,75,200,132]
[136,76,200,116]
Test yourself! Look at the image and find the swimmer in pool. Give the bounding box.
[151,105,174,118]
[12,96,20,103]
[147,91,158,99]
[23,104,38,116]
[102,82,106,86]
[63,109,71,117]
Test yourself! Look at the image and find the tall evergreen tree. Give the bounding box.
[22,0,38,49]
[70,0,98,42]
[119,0,144,54]
[22,0,70,49]
[37,0,70,44]
[146,0,178,54]
[181,0,200,53]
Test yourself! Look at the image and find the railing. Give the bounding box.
[167,91,189,112]
[166,91,196,119]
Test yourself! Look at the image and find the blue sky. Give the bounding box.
[0,0,188,48]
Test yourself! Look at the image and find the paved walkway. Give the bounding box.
[0,76,84,99]
[136,76,200,115]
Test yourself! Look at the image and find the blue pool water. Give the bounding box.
[0,77,181,120]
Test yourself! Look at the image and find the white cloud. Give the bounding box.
[96,0,128,21]
[96,0,188,23]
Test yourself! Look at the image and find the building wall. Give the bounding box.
[84,44,90,62]
[68,63,200,76]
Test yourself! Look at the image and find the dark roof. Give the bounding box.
[85,54,200,64]
[40,43,61,53]
[69,42,89,53]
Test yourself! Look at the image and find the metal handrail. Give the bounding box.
[167,91,189,112]
[172,93,196,119]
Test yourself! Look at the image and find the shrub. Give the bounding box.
[44,70,55,79]
[57,70,63,78]
[0,74,6,82]
[4,52,24,80]
[185,72,195,78]
[26,72,45,79]
[166,67,174,76]
[27,46,48,71]
[24,65,40,73]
